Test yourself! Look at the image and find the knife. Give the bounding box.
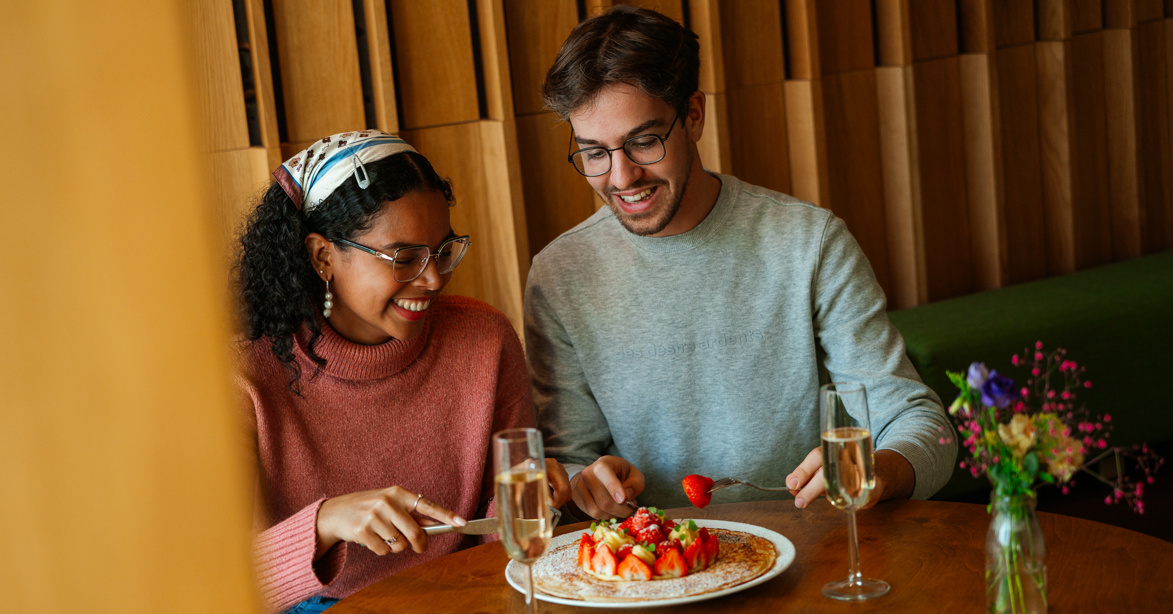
[424,517,500,536]
[424,507,562,536]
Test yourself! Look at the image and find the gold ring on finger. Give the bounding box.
[412,492,424,513]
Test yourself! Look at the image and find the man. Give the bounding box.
[525,6,956,519]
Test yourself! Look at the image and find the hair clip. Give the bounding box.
[353,155,371,189]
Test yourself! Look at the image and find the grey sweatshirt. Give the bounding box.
[525,173,957,509]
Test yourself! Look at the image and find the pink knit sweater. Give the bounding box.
[238,295,533,611]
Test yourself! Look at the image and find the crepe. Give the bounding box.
[531,528,777,602]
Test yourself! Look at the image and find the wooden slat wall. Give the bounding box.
[191,0,1173,328]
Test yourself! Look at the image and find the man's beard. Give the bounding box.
[603,153,693,237]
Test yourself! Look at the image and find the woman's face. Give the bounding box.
[318,189,456,344]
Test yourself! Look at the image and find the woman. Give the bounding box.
[234,131,569,613]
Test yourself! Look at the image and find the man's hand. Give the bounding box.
[784,448,915,509]
[570,456,645,519]
[546,458,572,508]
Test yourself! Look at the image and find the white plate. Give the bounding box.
[504,519,796,608]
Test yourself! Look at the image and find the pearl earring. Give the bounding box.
[323,278,334,319]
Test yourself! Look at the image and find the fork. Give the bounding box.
[706,476,792,494]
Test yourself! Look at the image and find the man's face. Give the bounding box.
[568,84,696,237]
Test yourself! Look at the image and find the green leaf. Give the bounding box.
[648,507,659,514]
[1039,472,1055,484]
[688,519,697,531]
[1023,453,1039,479]
[947,370,968,392]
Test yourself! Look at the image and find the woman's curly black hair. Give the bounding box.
[234,150,454,394]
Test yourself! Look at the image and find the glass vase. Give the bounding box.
[986,491,1047,613]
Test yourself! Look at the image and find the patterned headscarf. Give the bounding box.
[272,130,417,212]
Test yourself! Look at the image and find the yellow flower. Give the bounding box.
[1046,435,1085,482]
[997,414,1037,459]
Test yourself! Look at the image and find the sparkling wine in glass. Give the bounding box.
[493,428,554,613]
[820,382,890,601]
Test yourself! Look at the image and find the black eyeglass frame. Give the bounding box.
[566,109,682,177]
[331,235,471,282]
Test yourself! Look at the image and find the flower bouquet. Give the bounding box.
[945,342,1163,613]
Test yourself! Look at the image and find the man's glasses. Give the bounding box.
[332,235,471,283]
[567,109,681,177]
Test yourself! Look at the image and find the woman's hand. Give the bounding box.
[315,486,466,558]
[546,458,572,508]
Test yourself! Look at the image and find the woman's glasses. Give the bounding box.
[332,235,470,282]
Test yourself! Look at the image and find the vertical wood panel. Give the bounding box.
[1069,32,1114,269]
[245,0,283,169]
[877,65,928,307]
[516,114,599,256]
[785,79,830,206]
[1103,27,1144,260]
[1138,20,1172,253]
[477,0,516,121]
[389,0,480,129]
[991,0,1035,48]
[1037,40,1078,274]
[960,52,1006,290]
[819,0,877,72]
[504,0,578,116]
[719,0,789,193]
[823,70,894,300]
[914,56,974,301]
[908,0,959,60]
[997,44,1048,284]
[272,0,365,152]
[361,0,400,133]
[190,0,249,151]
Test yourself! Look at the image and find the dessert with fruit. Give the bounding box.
[577,507,719,581]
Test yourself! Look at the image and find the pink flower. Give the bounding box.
[1036,341,1044,349]
[1098,440,1107,449]
[1032,368,1041,376]
[1104,496,1113,505]
[1104,414,1112,422]
[1012,355,1020,366]
[1084,381,1092,388]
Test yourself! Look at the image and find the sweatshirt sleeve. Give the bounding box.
[235,356,346,612]
[252,498,347,613]
[524,257,609,478]
[812,215,958,499]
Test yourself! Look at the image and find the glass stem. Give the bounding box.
[846,509,862,586]
[525,561,537,614]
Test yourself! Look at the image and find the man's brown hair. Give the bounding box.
[541,5,700,120]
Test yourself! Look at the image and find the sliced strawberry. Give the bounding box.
[653,548,689,579]
[661,517,677,530]
[627,508,654,532]
[682,474,714,508]
[700,528,719,561]
[592,542,618,576]
[654,538,682,559]
[682,536,708,571]
[616,544,634,561]
[634,523,665,546]
[617,553,653,581]
[616,518,634,534]
[577,533,595,571]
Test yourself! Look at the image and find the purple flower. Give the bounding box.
[981,371,1019,408]
[966,362,990,389]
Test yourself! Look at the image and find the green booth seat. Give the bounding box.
[888,249,1173,503]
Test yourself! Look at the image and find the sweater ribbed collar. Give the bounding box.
[624,172,737,253]
[294,312,432,381]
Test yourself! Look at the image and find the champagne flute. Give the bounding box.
[493,428,554,614]
[820,382,890,601]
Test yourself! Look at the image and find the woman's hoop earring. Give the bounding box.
[323,279,334,318]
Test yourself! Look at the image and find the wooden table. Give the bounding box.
[332,499,1173,612]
